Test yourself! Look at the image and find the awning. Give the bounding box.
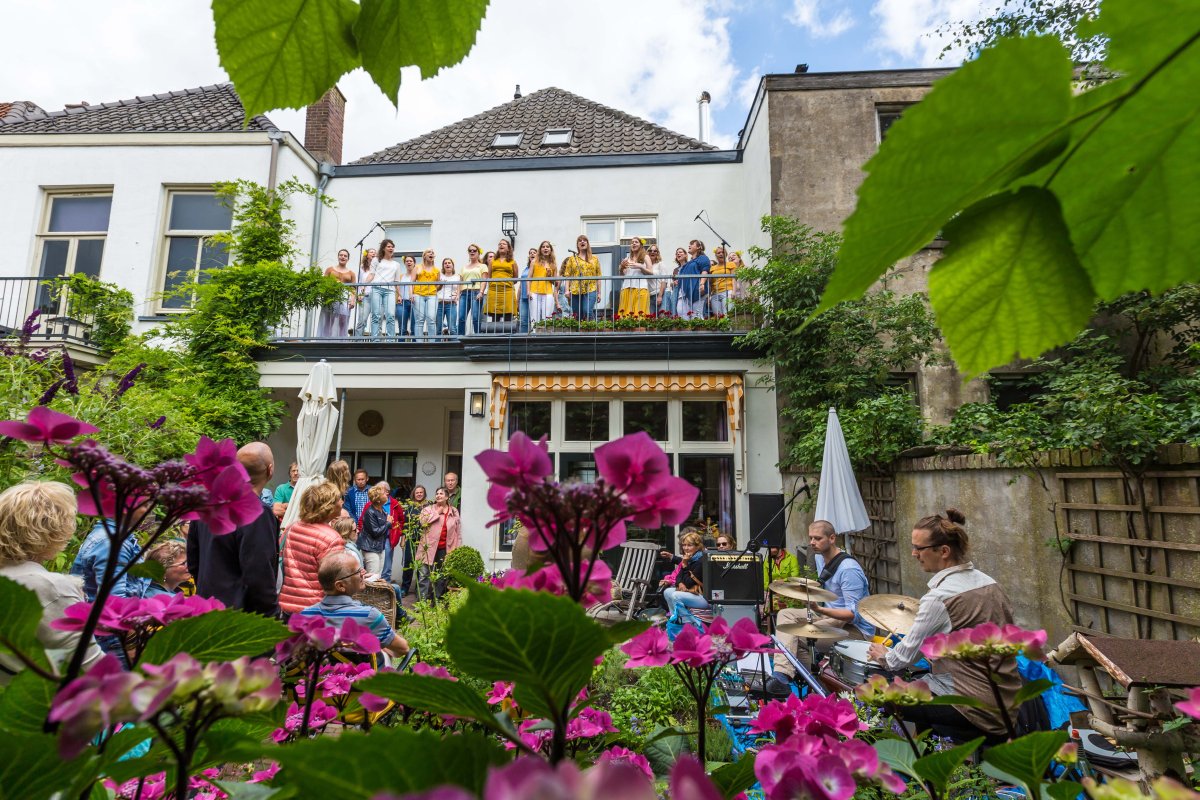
[489,373,744,443]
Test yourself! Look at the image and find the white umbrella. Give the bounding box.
[814,407,871,548]
[281,360,340,531]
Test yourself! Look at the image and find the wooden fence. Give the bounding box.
[852,476,903,595]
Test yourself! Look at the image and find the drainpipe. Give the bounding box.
[697,91,711,143]
[303,162,336,338]
[266,129,283,192]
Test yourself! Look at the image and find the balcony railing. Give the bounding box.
[0,276,100,347]
[269,274,761,343]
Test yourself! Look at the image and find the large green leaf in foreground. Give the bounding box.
[213,0,361,118]
[822,35,1073,312]
[929,187,1095,376]
[140,609,289,665]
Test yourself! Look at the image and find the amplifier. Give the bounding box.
[703,551,762,604]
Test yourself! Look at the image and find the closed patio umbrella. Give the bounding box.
[813,407,871,547]
[281,359,340,531]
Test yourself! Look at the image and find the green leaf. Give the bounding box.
[1012,678,1054,708]
[0,576,51,671]
[914,737,984,794]
[1052,0,1200,299]
[0,669,56,733]
[605,618,651,645]
[214,782,297,800]
[353,0,488,102]
[272,728,505,798]
[874,738,921,781]
[140,609,289,664]
[924,693,992,709]
[445,584,611,720]
[128,560,165,583]
[1045,780,1085,800]
[195,717,274,767]
[709,754,759,800]
[0,732,91,800]
[982,730,1069,798]
[822,35,1073,310]
[644,725,689,776]
[357,672,495,722]
[929,187,1095,376]
[212,0,361,118]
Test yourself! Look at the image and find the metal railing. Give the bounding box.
[269,274,761,342]
[0,276,100,347]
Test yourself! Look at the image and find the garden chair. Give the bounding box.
[588,540,661,622]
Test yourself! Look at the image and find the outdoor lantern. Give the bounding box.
[469,391,487,418]
[501,211,518,241]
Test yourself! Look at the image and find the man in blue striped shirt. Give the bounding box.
[300,551,409,659]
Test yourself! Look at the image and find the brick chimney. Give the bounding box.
[304,86,346,165]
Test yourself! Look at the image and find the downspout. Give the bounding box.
[303,162,335,338]
[266,129,283,192]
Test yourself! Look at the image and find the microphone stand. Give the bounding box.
[352,222,384,336]
[694,211,732,249]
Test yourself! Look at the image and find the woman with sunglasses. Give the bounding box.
[458,244,488,335]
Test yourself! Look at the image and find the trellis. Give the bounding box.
[852,476,903,595]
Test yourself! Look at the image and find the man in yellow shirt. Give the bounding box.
[562,235,601,321]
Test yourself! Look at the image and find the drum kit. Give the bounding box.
[767,581,925,692]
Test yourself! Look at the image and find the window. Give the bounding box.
[679,454,735,535]
[583,217,658,247]
[35,192,113,314]
[682,401,729,442]
[508,401,551,439]
[445,410,464,485]
[542,128,572,146]
[491,131,523,148]
[159,191,232,310]
[383,222,432,260]
[623,401,668,441]
[564,401,608,441]
[876,105,909,142]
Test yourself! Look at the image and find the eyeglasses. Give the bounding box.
[335,567,367,582]
[167,559,189,569]
[911,543,944,553]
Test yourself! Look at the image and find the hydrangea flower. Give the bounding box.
[596,746,654,783]
[0,405,98,444]
[1175,686,1200,719]
[854,674,934,707]
[920,623,1046,661]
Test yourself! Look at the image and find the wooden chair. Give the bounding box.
[588,540,661,622]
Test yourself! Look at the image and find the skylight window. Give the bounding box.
[542,128,572,146]
[491,131,523,148]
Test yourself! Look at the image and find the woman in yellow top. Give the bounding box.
[528,240,560,328]
[562,234,601,321]
[618,237,654,320]
[707,245,738,317]
[413,249,440,342]
[457,244,489,335]
[484,239,517,320]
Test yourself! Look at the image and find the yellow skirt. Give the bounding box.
[618,288,649,318]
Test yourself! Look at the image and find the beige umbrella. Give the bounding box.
[281,360,339,530]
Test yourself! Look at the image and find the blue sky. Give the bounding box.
[2,0,988,159]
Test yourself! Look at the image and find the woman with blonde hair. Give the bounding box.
[436,257,461,338]
[396,255,418,342]
[527,240,560,327]
[278,480,346,615]
[413,249,440,342]
[618,237,654,319]
[368,239,401,338]
[484,240,517,322]
[357,482,392,574]
[354,248,376,336]
[458,244,489,335]
[325,459,352,498]
[657,528,709,622]
[139,539,191,598]
[562,234,601,321]
[0,482,103,682]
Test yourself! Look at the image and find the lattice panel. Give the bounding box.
[852,476,902,595]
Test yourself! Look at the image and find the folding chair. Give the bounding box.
[588,540,661,622]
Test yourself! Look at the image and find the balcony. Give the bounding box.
[261,275,763,363]
[0,276,105,353]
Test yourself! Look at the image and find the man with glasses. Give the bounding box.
[299,551,410,660]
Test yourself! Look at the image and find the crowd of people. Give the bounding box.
[317,236,745,340]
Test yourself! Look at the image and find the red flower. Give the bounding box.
[0,406,98,444]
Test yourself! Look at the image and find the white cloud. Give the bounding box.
[868,0,988,65]
[787,0,857,38]
[1,0,745,160]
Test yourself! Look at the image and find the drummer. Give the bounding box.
[766,520,873,694]
[867,509,1020,742]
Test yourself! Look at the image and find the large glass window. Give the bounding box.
[679,454,735,536]
[35,193,112,315]
[508,401,551,439]
[564,401,609,441]
[682,401,728,442]
[159,191,232,311]
[623,400,668,440]
[383,222,432,260]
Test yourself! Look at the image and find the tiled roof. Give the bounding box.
[0,84,277,135]
[353,86,715,165]
[0,101,45,124]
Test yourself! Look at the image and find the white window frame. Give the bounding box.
[33,188,113,280]
[155,188,233,313]
[491,131,523,148]
[581,215,659,247]
[541,128,572,146]
[382,221,433,261]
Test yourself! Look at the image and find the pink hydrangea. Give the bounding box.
[1175,686,1200,719]
[855,674,934,706]
[750,693,863,743]
[566,707,617,740]
[597,746,654,782]
[49,655,145,758]
[921,623,1047,661]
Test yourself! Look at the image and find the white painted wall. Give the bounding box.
[739,92,773,256]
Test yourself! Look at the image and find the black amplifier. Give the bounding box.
[703,551,763,604]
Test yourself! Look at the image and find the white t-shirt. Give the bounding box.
[652,260,674,292]
[621,255,653,291]
[372,258,400,284]
[437,275,460,302]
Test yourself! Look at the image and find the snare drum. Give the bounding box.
[830,640,884,685]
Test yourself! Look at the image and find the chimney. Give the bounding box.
[795,64,809,73]
[304,86,346,165]
[514,84,522,100]
[697,91,711,143]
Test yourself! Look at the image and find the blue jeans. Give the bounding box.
[664,587,709,619]
[413,295,437,341]
[569,292,596,320]
[436,301,457,337]
[709,290,732,317]
[518,294,530,333]
[660,287,676,315]
[396,298,413,341]
[676,295,705,319]
[370,287,397,337]
[457,289,481,335]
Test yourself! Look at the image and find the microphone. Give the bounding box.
[694,211,704,221]
[568,249,577,255]
[798,478,811,498]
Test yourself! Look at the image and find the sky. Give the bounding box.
[1,0,994,161]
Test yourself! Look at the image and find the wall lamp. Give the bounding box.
[469,392,487,418]
[501,211,518,243]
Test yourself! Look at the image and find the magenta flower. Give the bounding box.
[412,662,458,681]
[1176,686,1200,719]
[184,436,240,475]
[143,593,225,624]
[274,700,338,742]
[287,614,338,651]
[621,627,671,668]
[0,406,98,444]
[250,763,280,784]
[360,692,391,713]
[626,476,701,529]
[750,693,863,743]
[713,616,775,659]
[338,617,383,654]
[668,756,723,800]
[488,681,514,705]
[566,707,617,740]
[485,757,657,800]
[594,432,671,498]
[188,462,263,536]
[476,432,553,490]
[921,623,1047,661]
[597,746,654,783]
[49,655,144,758]
[671,625,717,668]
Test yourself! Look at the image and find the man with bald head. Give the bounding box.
[186,442,281,617]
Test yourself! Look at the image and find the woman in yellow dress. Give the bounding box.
[528,240,561,327]
[618,237,654,319]
[484,239,517,320]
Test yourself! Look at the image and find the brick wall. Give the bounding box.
[305,87,346,165]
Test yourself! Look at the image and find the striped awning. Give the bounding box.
[489,373,744,443]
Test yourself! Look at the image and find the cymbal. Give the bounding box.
[776,622,850,641]
[858,594,921,634]
[783,577,823,587]
[769,581,837,603]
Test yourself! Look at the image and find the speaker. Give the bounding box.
[703,551,762,604]
[711,602,760,628]
[749,493,786,548]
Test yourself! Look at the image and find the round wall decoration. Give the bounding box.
[422,460,437,476]
[357,410,384,437]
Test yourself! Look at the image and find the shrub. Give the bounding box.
[444,546,486,586]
